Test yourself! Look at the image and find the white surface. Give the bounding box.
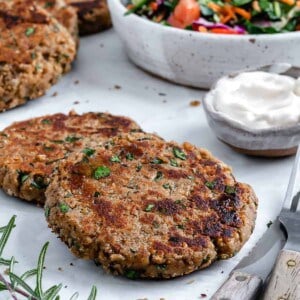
[0,30,295,300]
[108,0,300,89]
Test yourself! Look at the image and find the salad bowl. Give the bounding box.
[108,0,300,88]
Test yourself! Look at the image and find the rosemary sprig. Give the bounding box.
[0,216,98,300]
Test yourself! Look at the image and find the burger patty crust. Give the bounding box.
[0,0,76,112]
[66,0,111,35]
[0,111,141,204]
[36,0,79,44]
[45,132,258,279]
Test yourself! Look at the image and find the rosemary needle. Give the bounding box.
[0,216,98,300]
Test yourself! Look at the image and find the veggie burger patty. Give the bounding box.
[45,131,258,279]
[66,0,112,35]
[0,111,141,204]
[36,0,79,44]
[0,0,76,112]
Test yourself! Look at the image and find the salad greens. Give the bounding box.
[126,0,300,34]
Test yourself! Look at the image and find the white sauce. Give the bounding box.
[207,71,300,130]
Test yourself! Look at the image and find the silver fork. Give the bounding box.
[263,147,300,300]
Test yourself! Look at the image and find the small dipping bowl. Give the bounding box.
[203,64,300,157]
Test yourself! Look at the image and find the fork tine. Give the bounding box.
[283,146,300,210]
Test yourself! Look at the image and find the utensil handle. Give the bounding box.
[211,270,263,300]
[263,249,300,300]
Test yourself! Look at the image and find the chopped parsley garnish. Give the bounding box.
[124,269,139,280]
[110,155,121,163]
[154,171,163,181]
[44,207,50,218]
[176,224,185,229]
[65,136,81,143]
[267,221,273,228]
[136,164,142,172]
[59,202,69,213]
[41,119,52,125]
[156,264,167,271]
[94,191,101,197]
[31,176,48,190]
[82,148,95,157]
[25,27,35,37]
[18,171,29,184]
[43,145,54,151]
[205,181,216,190]
[163,183,171,190]
[51,140,64,144]
[170,158,179,167]
[151,157,163,164]
[93,166,111,179]
[126,153,134,161]
[145,204,155,212]
[225,185,236,195]
[173,147,186,160]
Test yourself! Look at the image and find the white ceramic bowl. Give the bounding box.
[108,0,300,89]
[203,66,300,157]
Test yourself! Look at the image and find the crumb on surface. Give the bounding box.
[74,80,79,85]
[52,92,58,97]
[114,85,121,90]
[73,101,80,105]
[200,294,207,298]
[190,100,201,107]
[159,92,166,96]
[58,267,63,271]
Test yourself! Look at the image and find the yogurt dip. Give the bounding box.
[206,72,300,130]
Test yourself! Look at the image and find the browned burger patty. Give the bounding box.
[45,132,258,279]
[0,111,141,204]
[66,0,111,35]
[36,0,79,44]
[0,0,76,112]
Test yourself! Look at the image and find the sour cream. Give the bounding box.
[206,71,300,130]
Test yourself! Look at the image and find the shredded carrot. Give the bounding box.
[222,4,236,22]
[234,7,251,20]
[210,28,239,34]
[252,1,261,12]
[150,2,158,11]
[127,4,134,9]
[155,12,166,22]
[279,0,295,5]
[207,2,222,13]
[198,26,208,32]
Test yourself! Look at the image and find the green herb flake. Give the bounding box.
[156,264,167,271]
[43,144,54,152]
[124,269,139,280]
[65,136,81,143]
[173,147,187,160]
[267,221,273,228]
[44,207,50,218]
[154,171,163,181]
[145,203,155,212]
[25,27,35,37]
[170,158,178,167]
[18,171,29,184]
[151,157,163,164]
[82,148,95,157]
[93,166,111,179]
[59,202,69,213]
[176,224,185,229]
[205,181,216,190]
[31,176,48,190]
[94,191,101,197]
[41,119,52,125]
[163,183,171,190]
[110,155,121,163]
[225,185,236,195]
[126,153,134,161]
